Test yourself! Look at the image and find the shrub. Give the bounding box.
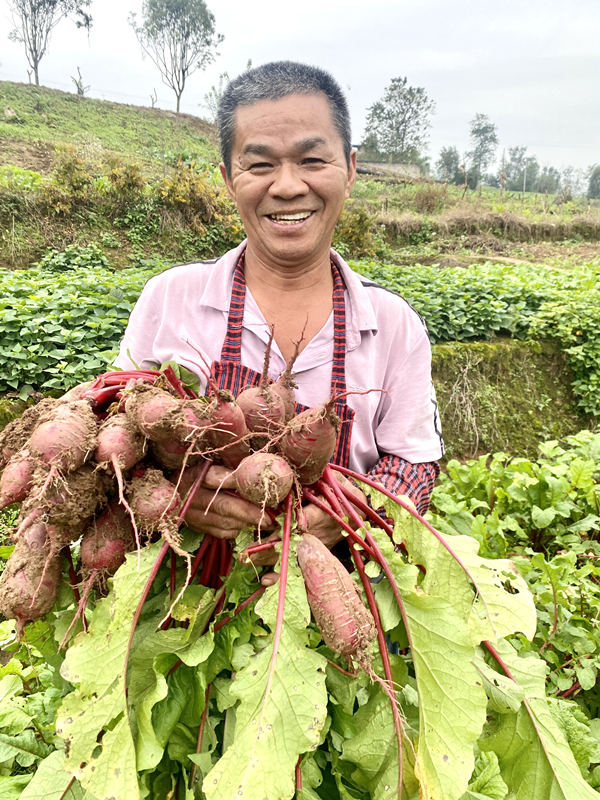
[333,201,385,259]
[35,242,110,271]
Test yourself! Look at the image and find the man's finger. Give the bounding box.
[260,570,280,587]
[188,487,269,525]
[202,465,238,490]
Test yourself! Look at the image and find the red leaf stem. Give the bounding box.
[213,586,266,633]
[349,541,404,798]
[302,488,377,561]
[332,465,486,597]
[177,460,211,523]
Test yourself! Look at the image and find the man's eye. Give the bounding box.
[302,158,324,166]
[248,162,273,171]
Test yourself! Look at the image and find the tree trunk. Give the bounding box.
[176,93,181,113]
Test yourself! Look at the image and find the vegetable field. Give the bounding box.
[1,79,600,800]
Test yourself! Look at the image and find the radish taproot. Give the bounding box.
[0,397,60,467]
[296,533,376,663]
[125,385,184,442]
[127,469,184,555]
[16,465,109,545]
[80,500,136,575]
[207,391,250,468]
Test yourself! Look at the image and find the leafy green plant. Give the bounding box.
[0,165,43,191]
[0,263,164,397]
[429,430,600,718]
[35,242,110,271]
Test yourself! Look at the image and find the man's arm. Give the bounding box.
[367,454,440,515]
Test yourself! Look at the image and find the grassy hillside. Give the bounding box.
[0,80,219,170]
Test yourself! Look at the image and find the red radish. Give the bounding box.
[0,521,62,636]
[279,405,339,485]
[270,331,301,422]
[150,438,200,470]
[60,380,94,402]
[124,385,184,443]
[0,397,59,466]
[235,452,294,508]
[0,450,35,508]
[80,500,136,574]
[178,399,216,444]
[60,500,136,648]
[94,414,146,470]
[208,391,250,469]
[297,533,375,663]
[236,386,287,438]
[127,469,184,555]
[28,400,98,473]
[17,465,109,545]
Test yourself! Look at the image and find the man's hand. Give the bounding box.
[182,464,275,539]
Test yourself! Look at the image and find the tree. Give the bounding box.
[504,146,539,192]
[8,0,92,86]
[362,76,435,164]
[202,59,251,122]
[435,146,463,185]
[466,113,498,188]
[130,0,223,113]
[588,165,600,199]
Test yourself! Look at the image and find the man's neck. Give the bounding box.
[243,243,333,295]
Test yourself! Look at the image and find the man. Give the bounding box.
[114,61,443,569]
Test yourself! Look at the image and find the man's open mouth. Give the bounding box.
[267,211,313,225]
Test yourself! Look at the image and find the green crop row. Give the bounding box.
[1,255,600,415]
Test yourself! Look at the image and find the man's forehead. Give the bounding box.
[240,136,328,158]
[231,93,340,152]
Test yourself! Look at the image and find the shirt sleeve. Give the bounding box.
[366,454,440,514]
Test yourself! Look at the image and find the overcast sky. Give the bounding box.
[0,0,598,173]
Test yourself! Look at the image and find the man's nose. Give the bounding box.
[268,163,309,198]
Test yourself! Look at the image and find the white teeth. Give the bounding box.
[269,211,312,223]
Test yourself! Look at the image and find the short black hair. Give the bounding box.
[218,61,352,177]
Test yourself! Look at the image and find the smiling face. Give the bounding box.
[220,93,356,273]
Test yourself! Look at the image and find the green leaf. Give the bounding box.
[0,730,52,767]
[0,775,32,800]
[366,487,537,644]
[460,751,508,800]
[56,542,165,800]
[19,751,99,799]
[203,554,328,800]
[480,640,600,800]
[531,505,557,528]
[340,686,417,800]
[127,583,217,771]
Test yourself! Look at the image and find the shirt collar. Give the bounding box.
[196,241,380,349]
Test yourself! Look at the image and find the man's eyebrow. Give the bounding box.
[240,137,328,158]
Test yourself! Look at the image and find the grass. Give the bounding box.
[0,81,219,168]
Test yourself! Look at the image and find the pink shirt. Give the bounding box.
[114,241,444,472]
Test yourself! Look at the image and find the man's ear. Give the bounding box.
[345,148,357,198]
[219,162,235,200]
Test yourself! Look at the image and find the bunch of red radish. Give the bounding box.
[0,361,422,795]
